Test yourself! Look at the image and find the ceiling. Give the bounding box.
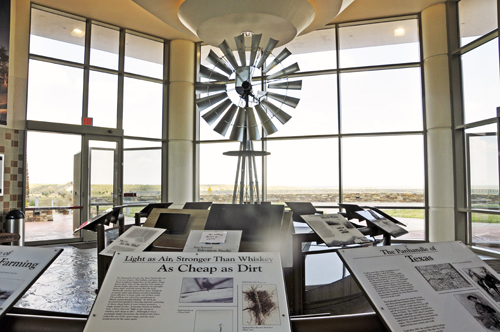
[34,0,447,43]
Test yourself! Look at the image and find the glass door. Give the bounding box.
[80,136,122,240]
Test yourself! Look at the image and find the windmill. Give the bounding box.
[196,34,301,204]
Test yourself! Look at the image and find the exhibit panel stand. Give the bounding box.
[84,251,291,332]
[339,241,500,332]
[1,311,389,332]
[0,246,63,319]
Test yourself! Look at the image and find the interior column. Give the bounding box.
[168,39,195,206]
[422,3,455,241]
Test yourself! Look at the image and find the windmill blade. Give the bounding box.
[218,40,239,71]
[267,63,300,80]
[229,107,246,142]
[201,98,232,125]
[246,107,261,141]
[196,92,228,111]
[268,80,302,90]
[195,82,227,94]
[262,99,292,124]
[206,50,233,75]
[213,104,238,136]
[256,38,279,69]
[267,91,300,108]
[199,65,229,82]
[234,35,246,67]
[262,48,292,74]
[255,104,278,136]
[249,34,262,67]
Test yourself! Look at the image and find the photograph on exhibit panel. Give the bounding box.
[0,278,24,306]
[455,292,500,331]
[415,262,472,292]
[242,283,280,326]
[179,277,234,303]
[464,267,500,302]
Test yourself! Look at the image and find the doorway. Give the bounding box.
[77,136,122,241]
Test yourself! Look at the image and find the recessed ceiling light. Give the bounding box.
[71,28,85,38]
[394,28,405,37]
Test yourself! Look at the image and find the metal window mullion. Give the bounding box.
[117,29,126,133]
[82,19,92,120]
[336,23,343,205]
[163,40,170,202]
[417,13,429,242]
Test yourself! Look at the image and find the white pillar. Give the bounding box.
[168,40,195,207]
[422,3,455,242]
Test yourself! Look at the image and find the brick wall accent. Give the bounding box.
[0,127,24,231]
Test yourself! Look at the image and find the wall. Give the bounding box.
[0,0,29,231]
[0,127,24,231]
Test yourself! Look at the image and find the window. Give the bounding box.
[457,0,500,250]
[26,5,168,242]
[459,0,498,45]
[25,131,82,242]
[339,19,420,68]
[30,8,85,63]
[198,17,425,240]
[27,60,83,124]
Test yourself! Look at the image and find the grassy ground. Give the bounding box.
[384,209,500,223]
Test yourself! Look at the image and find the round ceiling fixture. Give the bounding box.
[178,0,315,48]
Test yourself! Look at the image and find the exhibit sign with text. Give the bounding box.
[84,252,291,332]
[302,213,371,246]
[99,226,166,257]
[184,230,243,252]
[338,241,500,332]
[0,246,63,318]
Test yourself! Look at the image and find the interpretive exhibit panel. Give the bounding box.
[184,230,243,252]
[84,252,291,332]
[0,246,63,318]
[355,209,408,237]
[338,241,500,332]
[100,226,166,257]
[302,214,371,246]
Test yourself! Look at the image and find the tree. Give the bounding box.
[0,45,9,87]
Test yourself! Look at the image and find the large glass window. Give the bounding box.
[339,19,420,68]
[457,0,499,251]
[123,139,162,221]
[199,141,256,204]
[30,7,86,63]
[123,77,163,138]
[125,33,164,79]
[198,17,425,234]
[27,60,83,124]
[25,131,82,242]
[26,5,168,242]
[459,0,498,45]
[90,24,119,70]
[266,138,339,204]
[342,135,424,206]
[340,68,423,133]
[271,74,338,137]
[273,28,337,72]
[461,38,500,123]
[88,71,118,128]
